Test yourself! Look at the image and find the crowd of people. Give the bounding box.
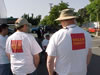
[0,8,92,75]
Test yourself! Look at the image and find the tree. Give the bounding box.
[86,0,100,22]
[89,0,94,2]
[22,13,41,26]
[39,16,50,26]
[76,8,90,26]
[40,1,69,27]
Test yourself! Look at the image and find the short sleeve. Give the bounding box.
[28,35,42,55]
[6,38,11,54]
[46,34,57,56]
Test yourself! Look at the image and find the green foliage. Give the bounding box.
[39,16,49,25]
[89,0,94,2]
[22,13,41,26]
[76,8,90,26]
[40,1,69,27]
[86,0,100,22]
[76,0,100,27]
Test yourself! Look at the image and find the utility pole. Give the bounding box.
[49,3,53,10]
[96,5,99,36]
[96,13,98,36]
[89,14,91,22]
[61,0,63,2]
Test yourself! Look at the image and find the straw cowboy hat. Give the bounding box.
[56,9,77,21]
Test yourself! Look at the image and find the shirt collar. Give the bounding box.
[63,24,77,29]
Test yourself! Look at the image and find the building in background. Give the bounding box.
[0,18,17,25]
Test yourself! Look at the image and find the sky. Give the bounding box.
[4,0,90,18]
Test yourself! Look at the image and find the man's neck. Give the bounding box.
[16,30,24,32]
[67,23,75,26]
[62,19,76,28]
[63,23,75,28]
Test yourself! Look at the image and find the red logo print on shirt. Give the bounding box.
[71,33,86,50]
[11,40,23,53]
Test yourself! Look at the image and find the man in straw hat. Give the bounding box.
[46,9,92,75]
[6,18,42,75]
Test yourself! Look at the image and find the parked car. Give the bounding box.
[88,27,100,32]
[31,27,40,33]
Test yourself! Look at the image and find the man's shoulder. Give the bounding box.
[0,35,3,39]
[27,33,35,39]
[7,33,15,39]
[75,26,91,37]
[26,34,36,42]
[0,35,5,42]
[53,29,64,35]
[50,29,64,40]
[7,32,27,39]
[76,26,88,33]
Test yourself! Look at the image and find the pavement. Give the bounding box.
[35,53,48,75]
[87,36,100,75]
[91,36,100,56]
[87,54,100,75]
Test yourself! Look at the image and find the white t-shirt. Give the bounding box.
[0,35,9,64]
[46,24,92,75]
[42,39,49,50]
[6,32,42,74]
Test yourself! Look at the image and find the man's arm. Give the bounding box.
[87,48,92,65]
[47,56,55,75]
[33,54,40,68]
[6,53,10,60]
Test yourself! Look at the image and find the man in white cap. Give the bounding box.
[6,18,42,75]
[46,9,92,75]
[42,33,50,51]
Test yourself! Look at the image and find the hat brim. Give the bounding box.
[55,16,77,21]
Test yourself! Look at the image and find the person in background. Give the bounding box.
[40,33,50,63]
[6,18,42,75]
[46,9,92,75]
[0,24,12,75]
[42,33,50,51]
